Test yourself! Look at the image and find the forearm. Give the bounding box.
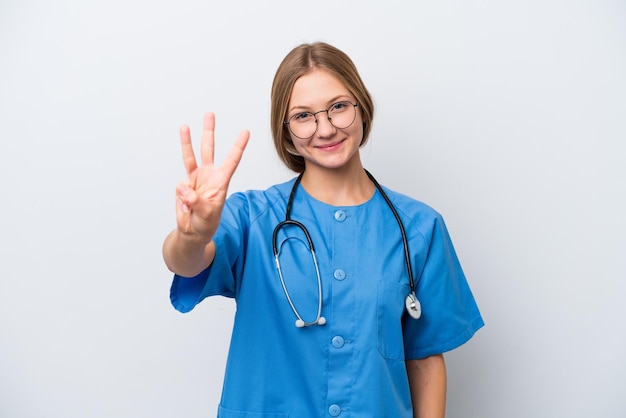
[162,228,216,277]
[406,354,447,418]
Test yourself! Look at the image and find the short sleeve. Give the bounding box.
[169,193,250,313]
[402,214,484,359]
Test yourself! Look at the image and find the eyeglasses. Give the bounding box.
[284,101,359,140]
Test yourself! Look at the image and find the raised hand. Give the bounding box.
[175,112,250,244]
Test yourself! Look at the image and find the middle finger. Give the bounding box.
[200,112,215,166]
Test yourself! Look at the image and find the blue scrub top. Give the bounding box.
[170,177,484,418]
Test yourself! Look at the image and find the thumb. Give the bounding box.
[176,184,198,213]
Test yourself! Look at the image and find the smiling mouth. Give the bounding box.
[316,140,344,150]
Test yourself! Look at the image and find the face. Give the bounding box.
[286,68,364,172]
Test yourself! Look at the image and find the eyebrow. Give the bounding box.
[288,95,353,114]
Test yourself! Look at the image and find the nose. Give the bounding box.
[314,110,336,138]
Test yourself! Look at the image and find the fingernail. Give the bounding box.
[177,185,189,197]
[181,203,190,213]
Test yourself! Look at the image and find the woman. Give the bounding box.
[163,42,483,418]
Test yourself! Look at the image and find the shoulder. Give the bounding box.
[375,183,452,248]
[225,178,296,217]
[378,184,442,223]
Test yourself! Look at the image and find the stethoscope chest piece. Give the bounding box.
[405,292,422,320]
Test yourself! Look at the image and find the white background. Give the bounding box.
[1,0,625,417]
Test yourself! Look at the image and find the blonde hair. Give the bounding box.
[271,42,374,173]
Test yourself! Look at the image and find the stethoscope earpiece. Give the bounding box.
[295,317,325,328]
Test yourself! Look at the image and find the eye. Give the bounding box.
[291,112,313,123]
[330,101,349,112]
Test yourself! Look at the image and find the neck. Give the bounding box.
[300,162,375,206]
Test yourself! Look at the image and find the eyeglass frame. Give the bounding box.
[284,101,359,140]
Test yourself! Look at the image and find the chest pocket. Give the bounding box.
[377,280,410,360]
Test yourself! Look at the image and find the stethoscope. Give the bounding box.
[272,169,421,328]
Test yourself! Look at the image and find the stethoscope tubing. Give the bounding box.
[272,219,325,327]
[364,170,416,294]
[271,169,420,327]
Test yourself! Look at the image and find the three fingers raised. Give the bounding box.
[179,112,250,183]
